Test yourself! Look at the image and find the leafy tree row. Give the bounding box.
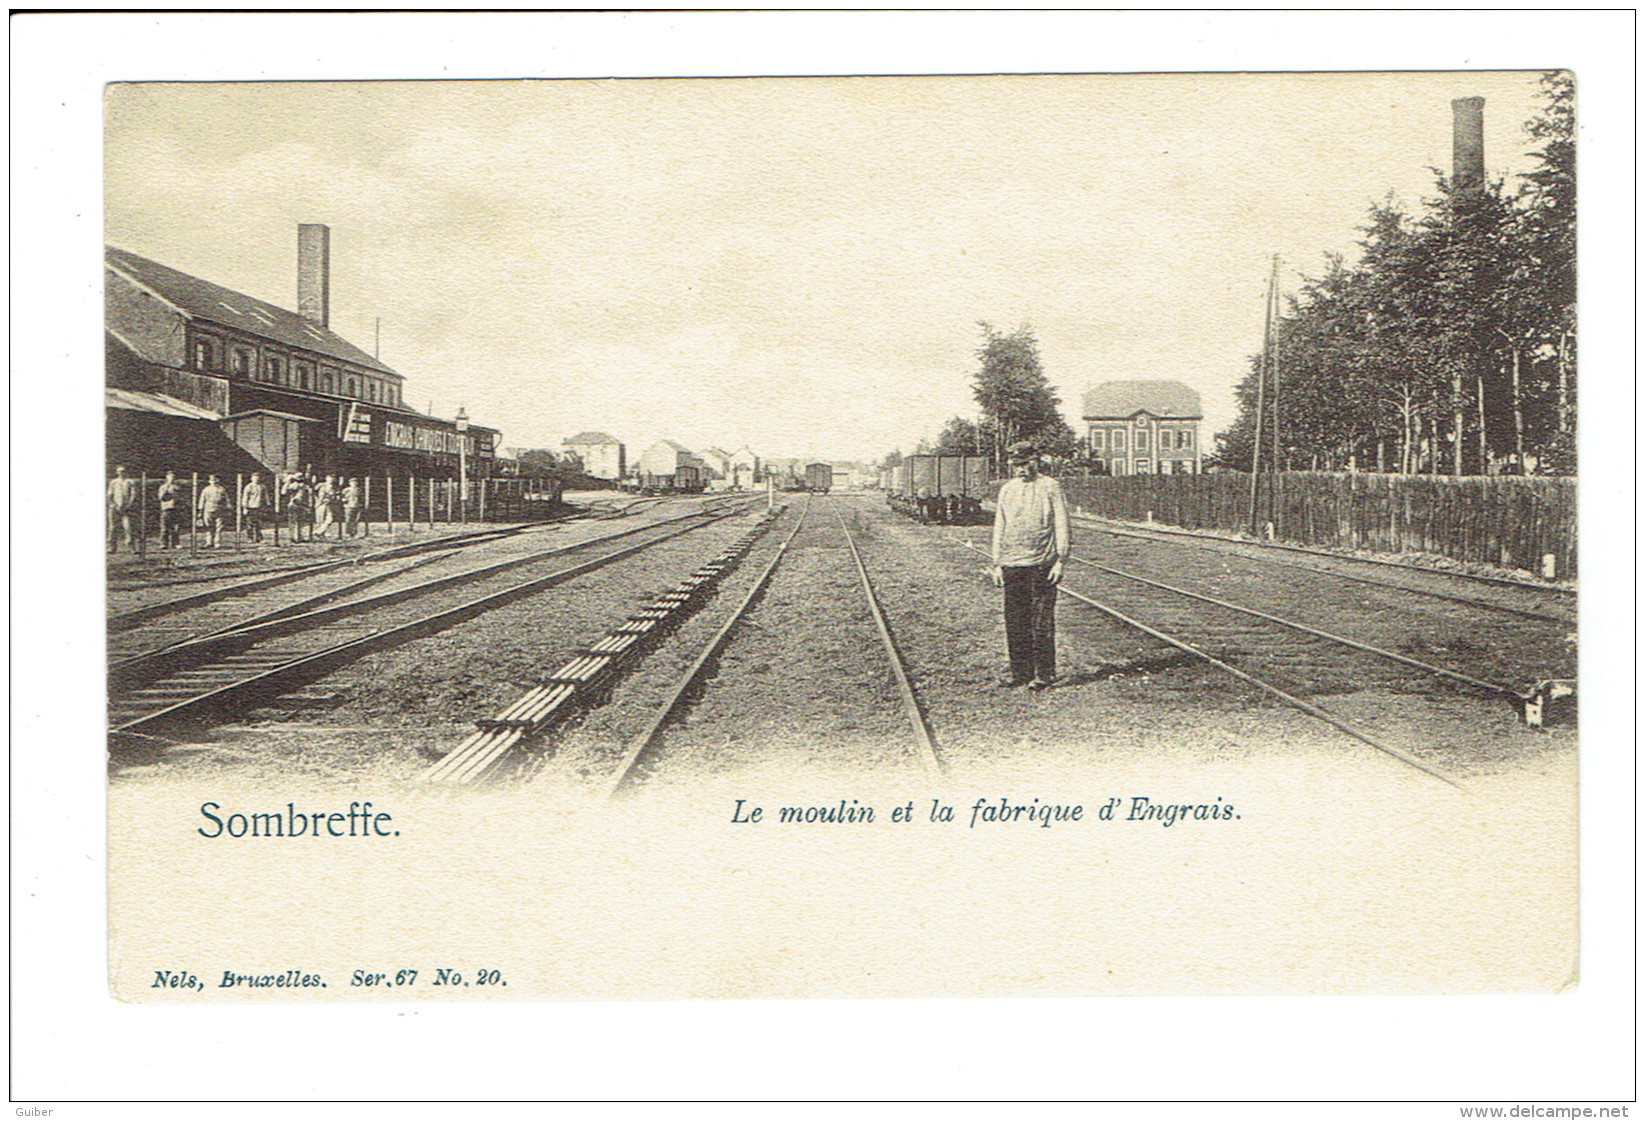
[1213,72,1575,476]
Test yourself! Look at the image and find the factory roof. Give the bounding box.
[105,387,223,420]
[105,246,398,377]
[563,431,623,446]
[1082,380,1203,420]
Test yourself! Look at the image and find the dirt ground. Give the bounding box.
[109,491,1576,794]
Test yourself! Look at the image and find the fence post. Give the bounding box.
[479,478,487,523]
[427,477,435,530]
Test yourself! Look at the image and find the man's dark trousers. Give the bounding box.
[1002,562,1057,683]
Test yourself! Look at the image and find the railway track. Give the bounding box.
[956,539,1475,788]
[606,497,941,796]
[107,498,743,665]
[1069,513,1575,624]
[422,505,788,785]
[106,516,590,633]
[108,500,759,744]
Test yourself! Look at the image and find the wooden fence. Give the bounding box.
[1053,472,1578,578]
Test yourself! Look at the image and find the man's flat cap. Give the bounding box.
[1007,441,1039,462]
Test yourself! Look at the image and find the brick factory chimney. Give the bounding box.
[297,223,330,329]
[1451,96,1485,190]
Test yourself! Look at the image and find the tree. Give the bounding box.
[970,322,1078,470]
[1213,77,1577,477]
[934,415,986,455]
[1518,70,1577,471]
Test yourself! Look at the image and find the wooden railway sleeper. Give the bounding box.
[425,504,789,785]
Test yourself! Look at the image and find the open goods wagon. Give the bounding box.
[625,465,708,495]
[886,454,991,525]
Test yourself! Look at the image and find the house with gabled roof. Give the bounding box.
[1082,380,1203,476]
[561,430,626,480]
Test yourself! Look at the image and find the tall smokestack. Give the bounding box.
[1451,96,1485,190]
[297,223,330,329]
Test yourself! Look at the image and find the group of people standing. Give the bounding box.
[274,467,363,544]
[105,464,365,553]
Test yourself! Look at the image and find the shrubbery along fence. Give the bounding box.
[1053,472,1577,578]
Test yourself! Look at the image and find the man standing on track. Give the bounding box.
[990,441,1070,690]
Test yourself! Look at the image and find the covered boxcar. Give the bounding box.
[804,462,833,494]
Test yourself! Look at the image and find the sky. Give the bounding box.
[105,72,1551,463]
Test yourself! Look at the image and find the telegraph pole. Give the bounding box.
[1270,257,1282,474]
[1247,255,1277,535]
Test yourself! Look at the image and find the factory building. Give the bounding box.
[1082,380,1203,476]
[561,431,625,480]
[105,224,497,480]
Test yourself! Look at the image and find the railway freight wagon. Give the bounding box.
[804,462,834,494]
[631,465,707,495]
[886,454,990,524]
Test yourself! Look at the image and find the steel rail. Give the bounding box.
[837,513,941,777]
[110,509,602,593]
[1070,512,1575,598]
[109,504,753,695]
[957,541,1463,789]
[1064,555,1521,700]
[111,549,457,669]
[424,509,784,785]
[1058,582,1464,789]
[106,516,580,632]
[608,499,812,797]
[112,507,755,737]
[1069,514,1570,624]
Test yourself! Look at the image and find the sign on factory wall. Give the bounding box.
[377,414,493,459]
[341,403,373,444]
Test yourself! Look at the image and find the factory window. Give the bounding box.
[1110,427,1127,452]
[319,369,335,394]
[367,380,379,403]
[346,376,358,398]
[1134,430,1149,451]
[294,361,314,391]
[264,355,284,383]
[1110,458,1124,476]
[230,347,251,377]
[1135,459,1152,474]
[1090,430,1105,452]
[1179,430,1193,450]
[193,337,220,372]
